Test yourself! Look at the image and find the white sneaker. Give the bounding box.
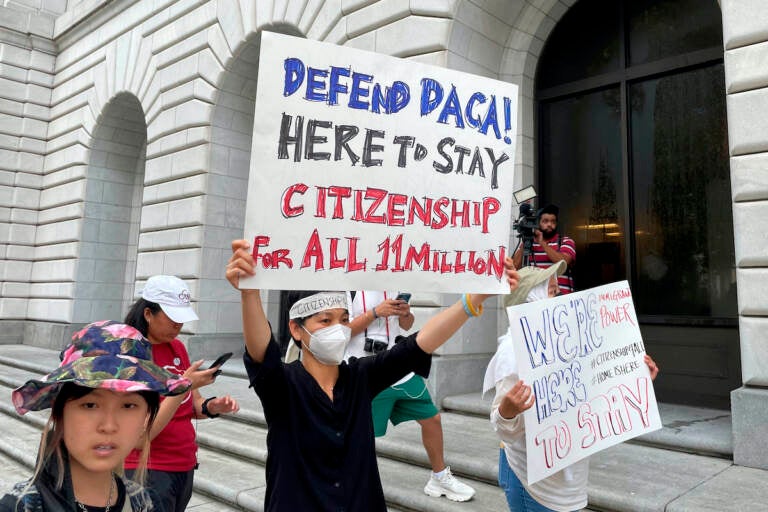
[423,467,476,502]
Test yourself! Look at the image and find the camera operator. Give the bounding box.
[512,203,576,294]
[343,291,476,502]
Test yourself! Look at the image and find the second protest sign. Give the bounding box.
[507,281,662,484]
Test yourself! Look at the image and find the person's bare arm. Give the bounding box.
[227,240,271,363]
[140,362,217,444]
[416,258,519,354]
[512,244,523,269]
[348,306,377,337]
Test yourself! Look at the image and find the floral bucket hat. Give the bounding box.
[12,320,191,415]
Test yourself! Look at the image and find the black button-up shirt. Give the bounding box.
[244,332,431,512]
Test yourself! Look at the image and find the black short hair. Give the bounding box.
[538,203,559,218]
[124,298,162,337]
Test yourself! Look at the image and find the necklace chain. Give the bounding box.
[76,473,114,512]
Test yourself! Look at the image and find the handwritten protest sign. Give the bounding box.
[507,281,661,484]
[241,32,518,293]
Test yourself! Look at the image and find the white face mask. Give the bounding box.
[301,323,351,366]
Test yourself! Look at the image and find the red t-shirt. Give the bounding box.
[124,339,197,471]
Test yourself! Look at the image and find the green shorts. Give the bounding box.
[371,374,439,437]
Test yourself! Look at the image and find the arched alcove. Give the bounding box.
[74,93,147,323]
[206,24,304,345]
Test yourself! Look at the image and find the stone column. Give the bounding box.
[721,0,768,470]
[0,2,59,344]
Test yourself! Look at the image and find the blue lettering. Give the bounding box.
[465,92,486,128]
[420,78,443,116]
[520,311,555,369]
[388,81,410,114]
[305,67,328,102]
[371,84,387,114]
[328,66,350,105]
[479,95,501,138]
[553,303,576,363]
[437,85,465,128]
[570,294,603,357]
[349,72,372,110]
[283,57,305,97]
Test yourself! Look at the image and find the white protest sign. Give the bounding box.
[507,281,661,484]
[242,32,518,293]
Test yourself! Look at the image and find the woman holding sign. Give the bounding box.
[226,239,519,511]
[486,261,659,512]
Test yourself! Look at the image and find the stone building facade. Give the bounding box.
[0,0,765,470]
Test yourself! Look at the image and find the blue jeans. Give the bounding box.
[498,449,559,512]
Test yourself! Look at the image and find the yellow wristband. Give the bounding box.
[464,294,483,317]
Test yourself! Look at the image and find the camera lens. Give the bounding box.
[365,338,388,353]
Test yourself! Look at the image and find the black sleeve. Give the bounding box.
[0,493,23,512]
[242,333,288,416]
[360,333,431,398]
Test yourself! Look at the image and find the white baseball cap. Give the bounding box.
[141,275,199,324]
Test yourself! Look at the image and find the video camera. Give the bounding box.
[512,186,539,267]
[513,202,538,240]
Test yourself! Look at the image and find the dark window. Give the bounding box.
[627,0,724,66]
[536,0,738,407]
[629,64,735,317]
[537,0,731,320]
[540,87,626,286]
[537,0,621,90]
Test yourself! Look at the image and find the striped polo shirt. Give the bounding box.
[530,234,576,294]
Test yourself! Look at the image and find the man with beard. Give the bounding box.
[512,203,576,294]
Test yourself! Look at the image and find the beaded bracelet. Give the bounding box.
[462,293,483,317]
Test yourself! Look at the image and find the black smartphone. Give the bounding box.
[206,352,233,375]
[395,292,411,303]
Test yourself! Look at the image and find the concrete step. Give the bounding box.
[2,344,767,512]
[0,346,507,511]
[443,392,734,459]
[0,405,239,511]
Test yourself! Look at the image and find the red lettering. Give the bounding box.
[404,243,431,271]
[534,421,572,469]
[363,188,387,224]
[454,250,466,273]
[450,199,471,228]
[281,183,307,217]
[600,304,637,328]
[387,193,407,226]
[301,229,325,270]
[346,237,366,272]
[432,197,449,229]
[252,236,293,268]
[327,186,351,219]
[578,378,652,448]
[439,252,452,273]
[375,236,390,271]
[315,186,327,218]
[352,189,365,221]
[408,196,432,226]
[329,238,345,269]
[486,246,505,280]
[482,197,500,233]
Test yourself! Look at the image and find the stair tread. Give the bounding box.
[444,391,734,457]
[2,344,766,512]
